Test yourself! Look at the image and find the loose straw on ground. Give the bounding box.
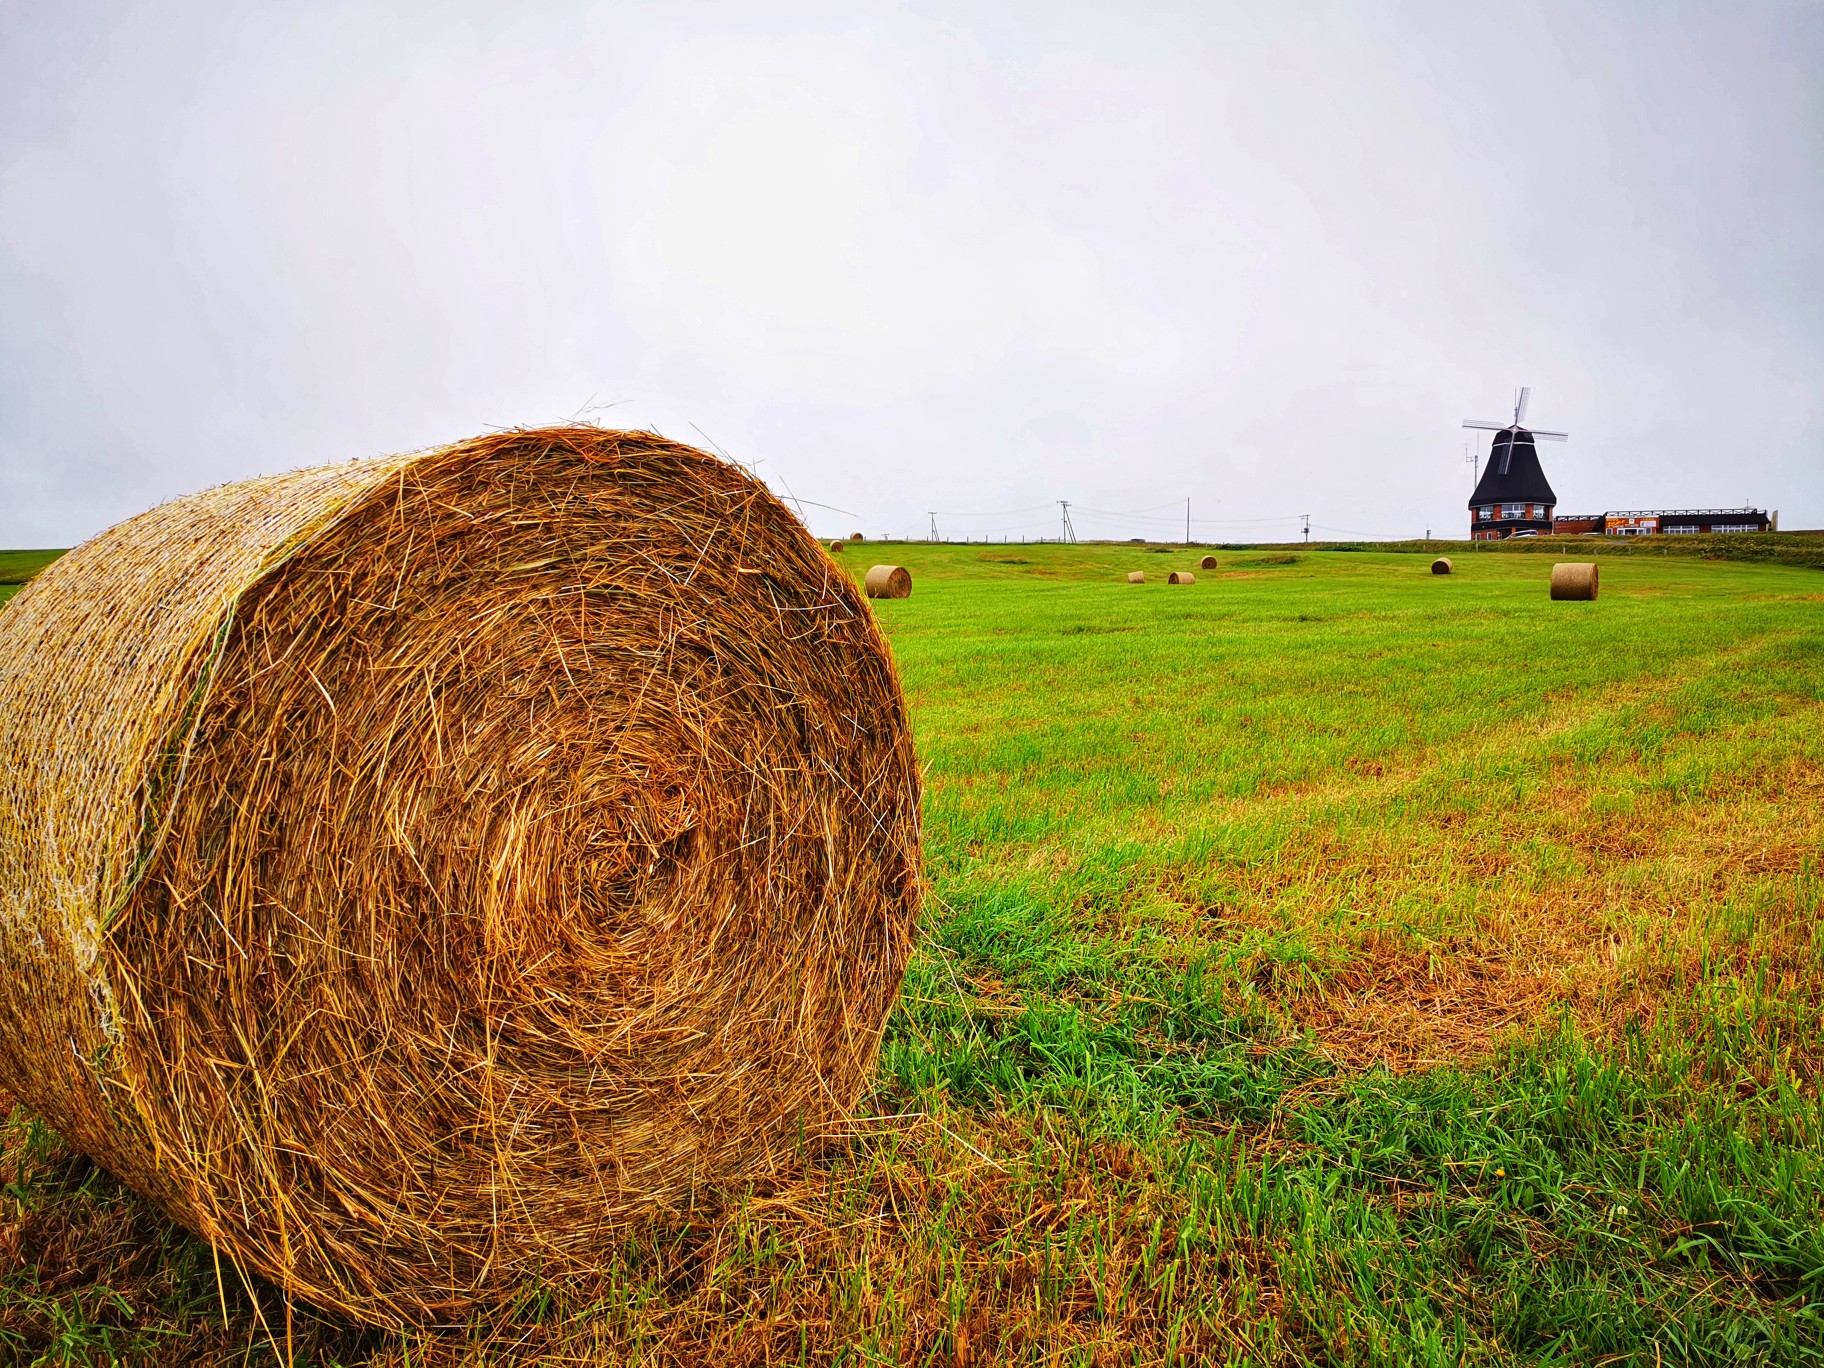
[0,426,923,1327]
[865,565,912,599]
[1550,562,1599,600]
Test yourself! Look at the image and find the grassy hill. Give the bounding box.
[3,542,1822,1364]
[1353,529,1824,573]
[0,550,62,607]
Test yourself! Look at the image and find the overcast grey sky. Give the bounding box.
[2,0,1819,546]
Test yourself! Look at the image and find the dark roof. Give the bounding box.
[1468,428,1557,508]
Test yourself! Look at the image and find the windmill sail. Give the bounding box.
[1463,386,1568,537]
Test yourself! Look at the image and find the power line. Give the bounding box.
[1072,499,1189,518]
[925,502,1056,517]
[786,495,859,517]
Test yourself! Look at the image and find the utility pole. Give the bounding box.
[1186,496,1191,546]
[1300,513,1311,544]
[1466,440,1478,488]
[928,512,939,543]
[1058,500,1076,544]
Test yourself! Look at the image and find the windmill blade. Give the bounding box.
[1529,430,1569,441]
[1515,387,1531,425]
[1462,419,1509,431]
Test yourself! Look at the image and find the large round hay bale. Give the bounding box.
[865,564,911,599]
[1550,562,1599,600]
[0,427,922,1325]
[1431,556,1453,575]
[1168,571,1196,585]
[849,531,866,543]
[1126,570,1146,584]
[1199,555,1218,570]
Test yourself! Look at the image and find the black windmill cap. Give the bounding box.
[1468,429,1558,508]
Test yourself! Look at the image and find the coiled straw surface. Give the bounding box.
[1431,557,1453,575]
[0,427,921,1325]
[864,565,911,599]
[1550,562,1599,600]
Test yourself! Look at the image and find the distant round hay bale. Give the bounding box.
[1431,556,1453,575]
[830,538,846,552]
[1199,555,1218,570]
[849,532,866,543]
[1550,562,1599,600]
[1126,570,1146,583]
[865,564,912,599]
[1168,571,1196,585]
[0,427,922,1326]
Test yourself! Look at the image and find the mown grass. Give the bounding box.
[3,541,1822,1365]
[0,552,62,608]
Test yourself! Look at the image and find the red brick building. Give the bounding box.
[1551,508,1774,536]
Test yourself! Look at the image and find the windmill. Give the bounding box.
[1462,387,1569,539]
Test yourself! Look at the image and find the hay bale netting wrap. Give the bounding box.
[1198,555,1217,571]
[864,564,912,599]
[1431,556,1453,575]
[1126,570,1146,584]
[1168,570,1196,585]
[0,427,922,1325]
[1550,561,1599,600]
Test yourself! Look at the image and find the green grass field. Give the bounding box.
[4,541,1823,1365]
[0,551,62,608]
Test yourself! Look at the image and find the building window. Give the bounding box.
[1710,523,1760,534]
[1502,503,1526,519]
